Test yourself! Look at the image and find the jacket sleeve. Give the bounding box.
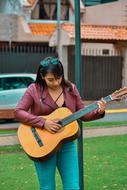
[73,84,105,121]
[14,84,46,128]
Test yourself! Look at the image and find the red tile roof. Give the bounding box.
[29,23,57,36]
[62,23,127,41]
[24,0,36,7]
[28,22,127,41]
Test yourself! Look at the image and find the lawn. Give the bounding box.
[85,135,127,190]
[83,120,127,128]
[0,135,127,190]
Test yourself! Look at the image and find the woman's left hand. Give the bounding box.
[97,99,106,114]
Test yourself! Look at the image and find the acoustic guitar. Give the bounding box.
[17,87,127,161]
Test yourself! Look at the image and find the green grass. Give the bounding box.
[83,120,127,128]
[0,146,39,190]
[0,135,127,190]
[0,145,62,190]
[85,135,127,190]
[0,129,17,134]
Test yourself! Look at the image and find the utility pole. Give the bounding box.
[74,0,84,190]
[57,0,62,60]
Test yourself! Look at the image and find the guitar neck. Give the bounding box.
[59,95,113,127]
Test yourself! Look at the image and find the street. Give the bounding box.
[94,112,127,122]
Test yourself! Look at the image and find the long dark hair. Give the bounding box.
[35,57,72,89]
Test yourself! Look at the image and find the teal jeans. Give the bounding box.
[34,141,80,190]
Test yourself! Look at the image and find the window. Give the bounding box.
[38,0,69,20]
[3,77,34,90]
[0,79,3,91]
[102,49,109,55]
[101,0,117,3]
[84,0,118,6]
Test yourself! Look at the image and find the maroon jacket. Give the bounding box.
[14,83,104,128]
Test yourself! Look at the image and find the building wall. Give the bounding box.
[84,0,127,25]
[81,43,122,56]
[82,0,127,88]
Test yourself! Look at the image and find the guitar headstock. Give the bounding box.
[111,87,127,101]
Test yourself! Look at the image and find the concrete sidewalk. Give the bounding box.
[1,125,127,146]
[84,126,127,138]
[0,134,19,146]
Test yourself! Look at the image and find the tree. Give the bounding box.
[8,0,21,12]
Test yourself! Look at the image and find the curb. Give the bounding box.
[106,109,127,113]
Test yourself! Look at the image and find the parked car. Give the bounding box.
[0,73,36,119]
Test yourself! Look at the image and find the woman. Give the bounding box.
[14,57,106,190]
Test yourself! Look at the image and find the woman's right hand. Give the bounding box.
[44,119,61,133]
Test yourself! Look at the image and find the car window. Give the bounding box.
[0,79,3,91]
[3,77,34,90]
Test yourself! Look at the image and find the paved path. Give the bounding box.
[1,126,127,146]
[0,134,19,146]
[84,126,127,138]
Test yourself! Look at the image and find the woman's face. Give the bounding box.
[43,72,62,90]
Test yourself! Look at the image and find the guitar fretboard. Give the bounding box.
[59,95,112,127]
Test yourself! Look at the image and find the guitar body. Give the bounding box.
[17,107,80,161]
[17,87,127,161]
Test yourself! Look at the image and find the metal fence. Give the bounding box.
[0,43,123,100]
[0,42,57,73]
[68,46,122,100]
